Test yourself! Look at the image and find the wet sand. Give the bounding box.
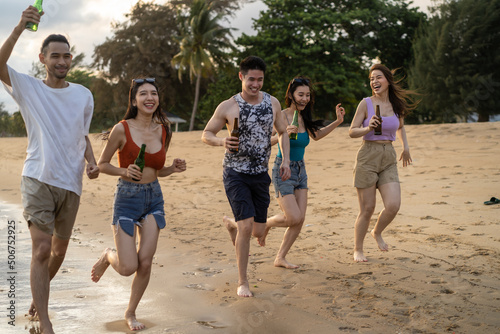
[0,122,499,333]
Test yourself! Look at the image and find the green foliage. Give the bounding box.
[0,105,26,137]
[91,1,193,132]
[409,0,500,123]
[172,0,237,130]
[207,0,425,122]
[198,65,241,121]
[90,0,248,132]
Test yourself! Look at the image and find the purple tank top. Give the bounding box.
[363,97,400,141]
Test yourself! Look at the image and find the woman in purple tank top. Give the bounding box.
[349,64,419,262]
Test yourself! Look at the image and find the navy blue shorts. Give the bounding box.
[272,157,308,198]
[223,167,271,223]
[112,179,166,236]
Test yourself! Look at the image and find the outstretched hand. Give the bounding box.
[172,158,186,173]
[335,103,345,123]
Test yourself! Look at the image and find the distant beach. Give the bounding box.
[0,122,499,333]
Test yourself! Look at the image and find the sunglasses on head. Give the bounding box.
[132,78,156,84]
[291,78,310,85]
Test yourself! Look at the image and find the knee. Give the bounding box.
[52,247,67,259]
[287,214,304,227]
[32,241,52,263]
[118,263,138,277]
[137,258,153,274]
[252,229,264,239]
[384,202,400,215]
[238,224,253,238]
[359,204,376,218]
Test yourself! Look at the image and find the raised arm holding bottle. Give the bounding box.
[0,6,99,334]
[261,76,345,269]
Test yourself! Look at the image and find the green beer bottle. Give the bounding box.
[132,144,146,181]
[26,0,44,32]
[289,110,299,140]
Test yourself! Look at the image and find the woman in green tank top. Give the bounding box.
[258,76,345,269]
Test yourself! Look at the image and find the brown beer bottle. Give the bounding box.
[229,117,239,153]
[374,105,382,135]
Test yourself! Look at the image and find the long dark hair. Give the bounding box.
[369,64,419,118]
[123,78,172,151]
[285,76,323,138]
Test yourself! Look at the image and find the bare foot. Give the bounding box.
[125,312,145,331]
[353,250,368,262]
[371,230,389,251]
[257,226,271,247]
[274,257,299,269]
[223,216,237,246]
[237,282,253,297]
[40,320,55,334]
[91,248,111,282]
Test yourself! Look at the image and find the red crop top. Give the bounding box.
[117,120,167,170]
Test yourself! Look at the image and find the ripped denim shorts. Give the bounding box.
[112,178,166,236]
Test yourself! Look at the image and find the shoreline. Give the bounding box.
[0,122,499,333]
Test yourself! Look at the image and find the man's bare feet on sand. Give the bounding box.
[353,250,368,262]
[125,311,145,331]
[274,257,299,269]
[91,248,111,282]
[237,282,253,297]
[257,226,271,247]
[25,303,54,333]
[371,230,389,251]
[223,216,237,246]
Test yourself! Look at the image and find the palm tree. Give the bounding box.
[171,0,235,131]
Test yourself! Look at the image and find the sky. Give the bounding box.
[0,0,433,113]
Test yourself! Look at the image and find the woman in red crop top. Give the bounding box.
[90,78,186,331]
[349,64,418,263]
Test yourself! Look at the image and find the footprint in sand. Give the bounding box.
[185,283,215,291]
[196,320,227,329]
[196,267,223,276]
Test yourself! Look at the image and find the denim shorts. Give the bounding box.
[223,167,271,223]
[272,157,308,198]
[112,178,166,236]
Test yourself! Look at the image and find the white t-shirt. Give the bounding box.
[2,66,93,196]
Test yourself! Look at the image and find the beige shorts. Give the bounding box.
[21,176,80,240]
[353,141,399,189]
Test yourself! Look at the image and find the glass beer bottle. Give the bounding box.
[374,105,382,135]
[132,144,146,181]
[26,0,44,32]
[229,117,239,153]
[289,110,299,140]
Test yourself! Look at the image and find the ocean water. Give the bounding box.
[0,201,131,333]
[0,201,31,333]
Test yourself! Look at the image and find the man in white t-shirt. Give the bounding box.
[0,6,99,334]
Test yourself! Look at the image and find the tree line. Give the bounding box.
[1,0,499,137]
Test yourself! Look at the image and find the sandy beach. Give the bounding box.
[0,122,499,334]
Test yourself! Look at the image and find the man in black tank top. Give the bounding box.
[202,56,291,297]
